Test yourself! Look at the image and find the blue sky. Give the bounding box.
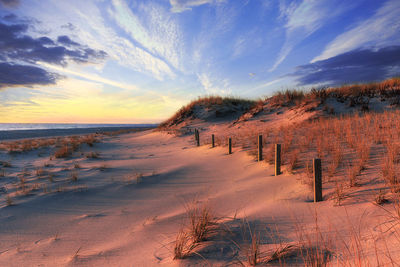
[0,0,399,123]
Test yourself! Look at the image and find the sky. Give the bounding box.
[0,0,399,123]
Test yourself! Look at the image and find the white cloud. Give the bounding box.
[197,73,232,95]
[76,3,176,80]
[169,0,224,13]
[233,37,246,58]
[26,0,176,80]
[198,73,212,92]
[109,0,183,71]
[270,0,352,71]
[38,62,141,92]
[191,2,237,68]
[244,78,286,95]
[312,0,400,62]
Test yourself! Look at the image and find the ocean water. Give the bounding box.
[0,123,158,141]
[0,123,156,131]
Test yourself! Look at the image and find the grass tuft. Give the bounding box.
[173,229,198,259]
[375,190,388,205]
[86,152,99,159]
[54,145,72,158]
[173,201,216,260]
[6,195,13,206]
[70,170,78,182]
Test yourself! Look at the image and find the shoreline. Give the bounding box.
[0,126,157,141]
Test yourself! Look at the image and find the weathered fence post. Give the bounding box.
[258,135,263,161]
[275,144,281,176]
[228,137,232,154]
[313,158,322,202]
[195,129,200,146]
[211,134,215,148]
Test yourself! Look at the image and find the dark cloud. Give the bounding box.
[0,0,19,8]
[0,21,107,66]
[292,46,400,86]
[61,23,76,31]
[57,35,80,46]
[1,14,41,28]
[2,13,17,21]
[0,16,107,89]
[38,36,54,45]
[0,62,62,88]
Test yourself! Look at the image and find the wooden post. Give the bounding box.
[313,158,322,202]
[211,134,215,148]
[275,144,281,176]
[228,138,232,154]
[258,135,263,161]
[196,129,200,146]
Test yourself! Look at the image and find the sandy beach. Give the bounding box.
[1,126,399,266]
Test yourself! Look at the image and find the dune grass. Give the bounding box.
[0,131,116,154]
[268,77,400,108]
[159,78,400,213]
[158,96,257,129]
[167,78,400,264]
[173,201,217,259]
[54,145,72,158]
[70,170,78,182]
[86,151,100,159]
[159,78,400,132]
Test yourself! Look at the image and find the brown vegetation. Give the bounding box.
[158,96,256,129]
[173,81,400,207]
[159,78,400,132]
[86,151,99,159]
[268,77,400,108]
[173,202,217,259]
[0,130,137,154]
[165,78,400,264]
[54,145,72,158]
[70,170,78,182]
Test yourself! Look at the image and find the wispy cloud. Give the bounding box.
[41,1,176,80]
[312,0,400,62]
[232,37,246,58]
[270,0,353,71]
[169,0,223,13]
[253,78,285,91]
[191,2,237,67]
[197,73,231,95]
[109,0,182,71]
[38,62,140,92]
[232,28,261,59]
[242,77,287,95]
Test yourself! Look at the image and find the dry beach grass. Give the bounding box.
[158,78,400,265]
